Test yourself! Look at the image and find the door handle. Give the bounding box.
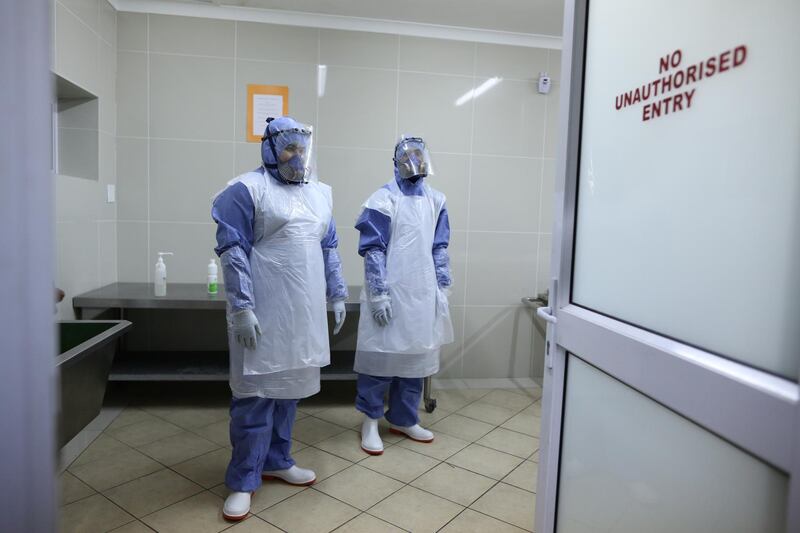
[536,306,558,325]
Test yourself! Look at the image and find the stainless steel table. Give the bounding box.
[73,283,437,411]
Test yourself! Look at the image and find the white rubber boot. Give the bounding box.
[360,416,384,455]
[223,491,251,521]
[262,465,316,486]
[390,424,434,443]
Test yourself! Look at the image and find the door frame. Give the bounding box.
[535,1,800,531]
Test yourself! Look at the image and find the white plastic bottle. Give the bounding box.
[207,258,219,295]
[154,252,173,297]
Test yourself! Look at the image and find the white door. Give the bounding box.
[536,0,800,531]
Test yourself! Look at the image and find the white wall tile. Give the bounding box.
[57,220,100,319]
[235,59,318,142]
[335,227,362,295]
[117,221,149,282]
[98,40,116,135]
[116,51,148,137]
[448,230,467,307]
[97,0,116,46]
[116,137,148,221]
[536,233,552,295]
[117,12,146,51]
[234,142,262,176]
[399,36,474,76]
[149,54,234,141]
[317,66,397,149]
[539,158,556,234]
[58,127,99,180]
[98,220,118,286]
[149,139,234,223]
[58,0,99,33]
[397,72,475,154]
[236,21,319,64]
[476,43,548,80]
[431,153,469,232]
[319,29,398,69]
[149,222,218,283]
[149,14,235,57]
[465,231,538,306]
[547,49,562,85]
[469,156,542,232]
[473,78,546,158]
[544,86,560,158]
[98,132,117,218]
[56,3,99,94]
[462,306,535,378]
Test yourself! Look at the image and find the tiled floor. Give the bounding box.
[60,384,541,533]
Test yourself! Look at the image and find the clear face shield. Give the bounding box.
[263,124,314,184]
[393,137,434,180]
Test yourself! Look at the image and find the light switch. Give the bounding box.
[106,184,116,203]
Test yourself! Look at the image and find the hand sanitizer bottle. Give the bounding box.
[154,252,173,297]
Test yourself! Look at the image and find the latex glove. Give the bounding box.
[230,309,262,349]
[332,300,347,335]
[369,295,393,327]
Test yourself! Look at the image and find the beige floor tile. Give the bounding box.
[105,468,204,518]
[142,491,229,533]
[314,429,372,462]
[291,446,352,481]
[478,428,539,459]
[471,482,535,531]
[429,414,495,442]
[293,416,348,444]
[395,430,470,461]
[501,411,541,438]
[446,444,523,480]
[147,406,230,429]
[109,520,157,532]
[416,406,454,427]
[529,450,539,462]
[376,419,406,444]
[191,419,231,448]
[479,390,534,412]
[333,513,405,532]
[369,485,464,533]
[172,448,231,488]
[61,493,134,533]
[440,508,527,533]
[107,409,159,431]
[210,482,307,514]
[292,438,308,455]
[225,516,283,532]
[360,445,440,483]
[315,464,404,510]
[138,430,220,466]
[59,471,96,505]
[508,386,543,399]
[70,434,132,468]
[107,417,184,448]
[433,389,491,411]
[297,403,329,415]
[260,488,359,533]
[458,401,519,425]
[531,401,542,416]
[503,460,538,493]
[411,463,496,506]
[314,406,364,429]
[69,448,163,491]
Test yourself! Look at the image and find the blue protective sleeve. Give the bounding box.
[355,208,392,298]
[321,218,349,301]
[432,205,452,288]
[212,182,256,310]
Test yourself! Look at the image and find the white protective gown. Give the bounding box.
[226,169,333,399]
[354,179,454,378]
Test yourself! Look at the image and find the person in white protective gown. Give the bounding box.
[353,135,454,455]
[211,116,348,520]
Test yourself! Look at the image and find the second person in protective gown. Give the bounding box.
[212,116,348,520]
[353,136,454,455]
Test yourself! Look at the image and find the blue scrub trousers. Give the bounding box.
[355,374,422,427]
[225,396,297,492]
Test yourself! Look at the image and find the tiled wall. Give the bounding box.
[114,13,560,379]
[53,0,118,319]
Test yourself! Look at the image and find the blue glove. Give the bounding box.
[230,309,261,348]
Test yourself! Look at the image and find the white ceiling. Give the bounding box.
[208,0,564,36]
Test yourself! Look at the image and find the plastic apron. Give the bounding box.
[355,180,454,377]
[231,171,332,376]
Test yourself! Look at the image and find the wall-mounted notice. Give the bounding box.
[247,85,289,142]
